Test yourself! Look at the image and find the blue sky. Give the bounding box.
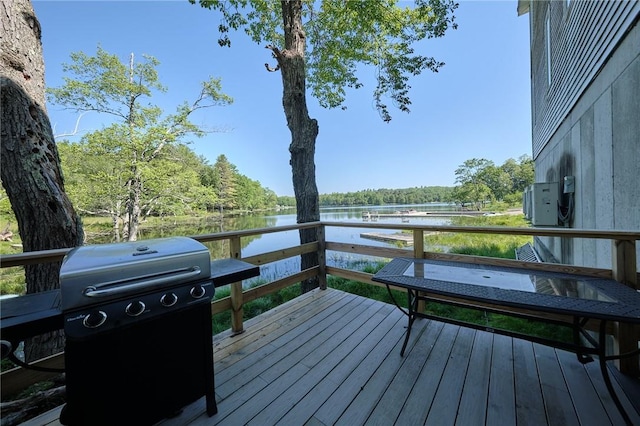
[33,1,532,197]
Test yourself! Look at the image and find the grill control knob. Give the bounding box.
[83,310,107,328]
[160,292,178,307]
[125,300,146,316]
[190,284,206,299]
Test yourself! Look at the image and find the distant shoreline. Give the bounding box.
[363,210,490,219]
[362,208,523,218]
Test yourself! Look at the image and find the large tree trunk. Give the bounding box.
[1,0,84,361]
[279,0,320,293]
[126,173,142,241]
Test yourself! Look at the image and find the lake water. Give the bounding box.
[214,203,453,283]
[244,204,451,253]
[95,203,453,286]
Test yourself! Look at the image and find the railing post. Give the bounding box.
[413,230,425,259]
[229,236,244,335]
[318,224,327,290]
[612,239,639,375]
[612,239,638,289]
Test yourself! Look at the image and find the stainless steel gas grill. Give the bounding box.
[0,239,259,424]
[56,237,220,426]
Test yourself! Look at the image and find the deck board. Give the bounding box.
[513,338,547,425]
[557,348,615,425]
[425,326,476,425]
[18,288,640,426]
[275,303,400,425]
[534,343,581,426]
[486,333,517,425]
[246,300,385,425]
[395,321,456,426]
[455,331,493,426]
[312,310,408,426]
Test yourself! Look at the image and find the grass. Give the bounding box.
[1,267,25,295]
[326,262,573,345]
[206,237,573,345]
[423,213,533,258]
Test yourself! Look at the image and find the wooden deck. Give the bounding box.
[22,288,640,426]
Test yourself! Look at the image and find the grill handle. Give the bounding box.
[83,267,203,298]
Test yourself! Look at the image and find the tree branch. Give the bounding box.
[53,111,88,139]
[264,45,282,72]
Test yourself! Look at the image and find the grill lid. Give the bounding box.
[60,237,211,311]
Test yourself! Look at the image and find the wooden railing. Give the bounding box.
[1,221,639,397]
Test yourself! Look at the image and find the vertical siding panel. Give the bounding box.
[539,1,609,154]
[611,55,640,231]
[593,88,613,269]
[578,106,595,265]
[531,1,639,158]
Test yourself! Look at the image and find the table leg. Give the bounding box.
[598,320,633,426]
[400,289,419,357]
[574,316,593,364]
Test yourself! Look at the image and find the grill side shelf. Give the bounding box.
[0,290,62,345]
[210,258,260,287]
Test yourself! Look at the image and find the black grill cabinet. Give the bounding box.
[58,237,217,426]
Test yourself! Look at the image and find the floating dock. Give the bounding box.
[361,210,490,221]
[360,232,414,245]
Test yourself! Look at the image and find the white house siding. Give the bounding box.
[528,1,640,270]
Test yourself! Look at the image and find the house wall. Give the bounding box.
[529,1,640,158]
[528,2,640,269]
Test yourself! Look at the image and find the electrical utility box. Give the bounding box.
[530,183,558,226]
[522,186,532,219]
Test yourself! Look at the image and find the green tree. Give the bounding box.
[507,155,534,193]
[277,195,297,207]
[59,138,219,240]
[58,137,129,239]
[478,164,512,201]
[211,154,238,217]
[452,182,491,209]
[48,46,232,241]
[452,155,534,208]
[454,158,493,208]
[0,186,15,232]
[263,187,278,209]
[140,145,217,218]
[234,175,278,211]
[191,0,458,292]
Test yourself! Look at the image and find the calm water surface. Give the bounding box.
[228,204,452,283]
[128,204,454,285]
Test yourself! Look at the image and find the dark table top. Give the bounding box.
[372,258,640,323]
[0,258,259,344]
